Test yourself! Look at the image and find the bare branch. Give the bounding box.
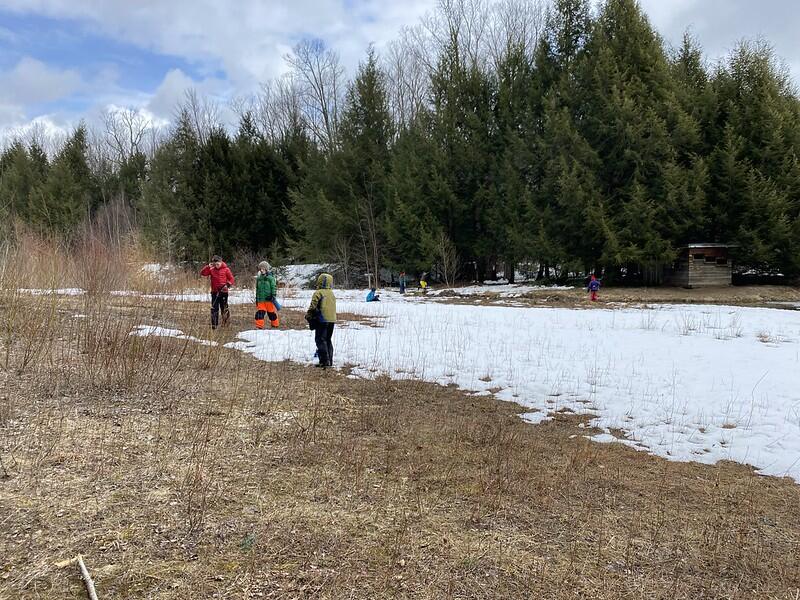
[101,107,151,166]
[284,39,345,152]
[255,76,306,142]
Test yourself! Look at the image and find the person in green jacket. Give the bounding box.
[254,261,279,328]
[305,273,337,367]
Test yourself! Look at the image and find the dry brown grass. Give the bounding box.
[1,237,800,599]
[426,284,800,310]
[1,224,202,297]
[0,289,799,600]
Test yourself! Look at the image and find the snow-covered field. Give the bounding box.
[225,288,800,482]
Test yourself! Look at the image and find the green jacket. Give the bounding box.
[306,273,337,323]
[255,272,277,302]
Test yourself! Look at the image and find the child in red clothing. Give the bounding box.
[200,255,235,328]
[587,274,601,302]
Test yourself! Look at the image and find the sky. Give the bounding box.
[0,0,799,142]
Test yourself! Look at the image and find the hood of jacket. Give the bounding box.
[316,273,334,289]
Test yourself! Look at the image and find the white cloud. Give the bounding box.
[0,57,82,105]
[0,0,439,141]
[0,58,86,141]
[638,0,800,79]
[0,0,444,142]
[0,0,437,86]
[146,68,229,119]
[0,113,72,148]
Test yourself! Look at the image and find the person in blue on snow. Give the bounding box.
[366,287,381,302]
[587,274,601,302]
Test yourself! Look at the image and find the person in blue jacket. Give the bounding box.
[587,274,601,302]
[366,287,381,302]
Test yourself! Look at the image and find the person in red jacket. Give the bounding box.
[200,255,235,329]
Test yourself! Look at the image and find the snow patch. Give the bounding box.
[280,263,330,288]
[17,288,85,296]
[129,325,218,347]
[226,298,800,483]
[428,283,573,298]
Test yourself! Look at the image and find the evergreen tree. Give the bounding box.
[429,33,496,279]
[708,40,800,274]
[141,110,202,259]
[32,125,99,235]
[289,47,394,279]
[337,47,394,279]
[576,0,685,277]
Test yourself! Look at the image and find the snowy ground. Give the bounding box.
[279,263,330,287]
[223,289,800,482]
[428,282,573,298]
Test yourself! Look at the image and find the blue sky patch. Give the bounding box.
[0,9,205,99]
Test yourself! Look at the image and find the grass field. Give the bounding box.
[1,263,800,598]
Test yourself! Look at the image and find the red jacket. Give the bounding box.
[200,262,235,293]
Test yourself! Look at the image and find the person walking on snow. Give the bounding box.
[587,274,601,302]
[399,271,406,294]
[255,261,280,329]
[201,255,235,329]
[305,273,337,368]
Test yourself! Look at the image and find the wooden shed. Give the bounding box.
[666,244,732,288]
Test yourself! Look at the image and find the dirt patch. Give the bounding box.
[423,284,800,310]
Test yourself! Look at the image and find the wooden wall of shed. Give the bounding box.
[686,257,732,287]
[666,259,690,286]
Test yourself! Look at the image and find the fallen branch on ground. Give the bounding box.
[55,554,99,600]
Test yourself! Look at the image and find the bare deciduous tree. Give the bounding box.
[385,31,431,128]
[254,76,306,143]
[425,0,491,69]
[142,124,166,160]
[436,231,459,287]
[486,0,546,68]
[355,193,381,288]
[285,39,344,152]
[179,89,220,144]
[101,107,151,166]
[332,235,353,288]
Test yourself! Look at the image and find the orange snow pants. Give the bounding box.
[255,301,279,329]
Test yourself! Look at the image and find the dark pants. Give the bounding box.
[314,323,335,366]
[211,291,229,328]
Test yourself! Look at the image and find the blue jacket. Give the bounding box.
[587,279,601,292]
[366,290,378,302]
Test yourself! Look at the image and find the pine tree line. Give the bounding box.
[2,0,799,283]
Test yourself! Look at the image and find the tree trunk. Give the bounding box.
[505,260,515,284]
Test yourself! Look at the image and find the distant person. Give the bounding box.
[587,274,601,302]
[399,271,406,294]
[254,261,280,329]
[419,271,428,292]
[366,287,381,302]
[305,273,337,368]
[200,255,235,329]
